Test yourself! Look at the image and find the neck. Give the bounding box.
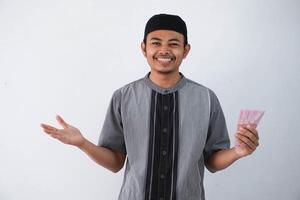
[149,70,182,89]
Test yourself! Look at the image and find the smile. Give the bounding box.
[154,56,175,64]
[157,58,173,62]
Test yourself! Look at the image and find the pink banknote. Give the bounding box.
[236,109,265,147]
[237,109,265,128]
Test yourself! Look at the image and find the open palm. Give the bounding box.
[41,115,84,147]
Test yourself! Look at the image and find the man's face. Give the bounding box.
[141,30,190,75]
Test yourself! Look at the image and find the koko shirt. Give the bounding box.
[98,72,230,200]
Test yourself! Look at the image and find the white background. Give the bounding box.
[1,0,299,199]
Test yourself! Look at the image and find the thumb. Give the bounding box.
[56,115,69,129]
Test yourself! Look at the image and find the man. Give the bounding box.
[41,14,259,200]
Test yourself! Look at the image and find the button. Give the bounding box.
[162,150,167,156]
[160,174,165,179]
[163,128,167,133]
[163,105,168,110]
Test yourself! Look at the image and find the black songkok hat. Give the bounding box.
[144,14,188,45]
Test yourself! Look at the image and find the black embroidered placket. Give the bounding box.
[145,90,179,200]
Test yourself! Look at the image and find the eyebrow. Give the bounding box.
[150,38,181,42]
[169,39,180,43]
[150,37,162,41]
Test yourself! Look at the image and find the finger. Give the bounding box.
[246,128,259,140]
[236,134,257,150]
[43,128,59,136]
[238,126,259,140]
[235,137,245,147]
[235,136,254,152]
[244,125,258,136]
[40,123,58,132]
[237,131,259,146]
[56,115,68,129]
[235,138,250,151]
[42,128,51,134]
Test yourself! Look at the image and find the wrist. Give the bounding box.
[231,146,244,160]
[77,136,88,149]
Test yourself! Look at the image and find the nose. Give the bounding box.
[158,43,171,54]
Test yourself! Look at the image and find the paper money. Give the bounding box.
[235,109,265,147]
[237,109,265,128]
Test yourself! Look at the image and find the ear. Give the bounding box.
[183,44,191,59]
[141,42,146,57]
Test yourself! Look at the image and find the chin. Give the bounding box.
[154,68,177,75]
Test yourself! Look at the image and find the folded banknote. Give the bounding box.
[237,109,265,128]
[235,109,265,147]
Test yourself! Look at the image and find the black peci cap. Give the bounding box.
[144,14,188,45]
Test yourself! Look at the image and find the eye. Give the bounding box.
[170,43,179,47]
[151,42,160,46]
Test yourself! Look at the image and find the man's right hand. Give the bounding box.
[41,115,85,147]
[41,115,126,173]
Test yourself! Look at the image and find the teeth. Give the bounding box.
[157,58,172,62]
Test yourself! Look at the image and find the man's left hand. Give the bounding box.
[234,125,259,157]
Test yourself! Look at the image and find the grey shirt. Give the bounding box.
[98,72,230,200]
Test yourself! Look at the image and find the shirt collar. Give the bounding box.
[143,72,187,94]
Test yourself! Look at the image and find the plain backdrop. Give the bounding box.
[1,0,299,199]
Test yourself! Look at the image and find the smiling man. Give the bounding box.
[41,14,259,200]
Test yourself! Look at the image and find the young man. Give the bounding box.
[41,14,259,200]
